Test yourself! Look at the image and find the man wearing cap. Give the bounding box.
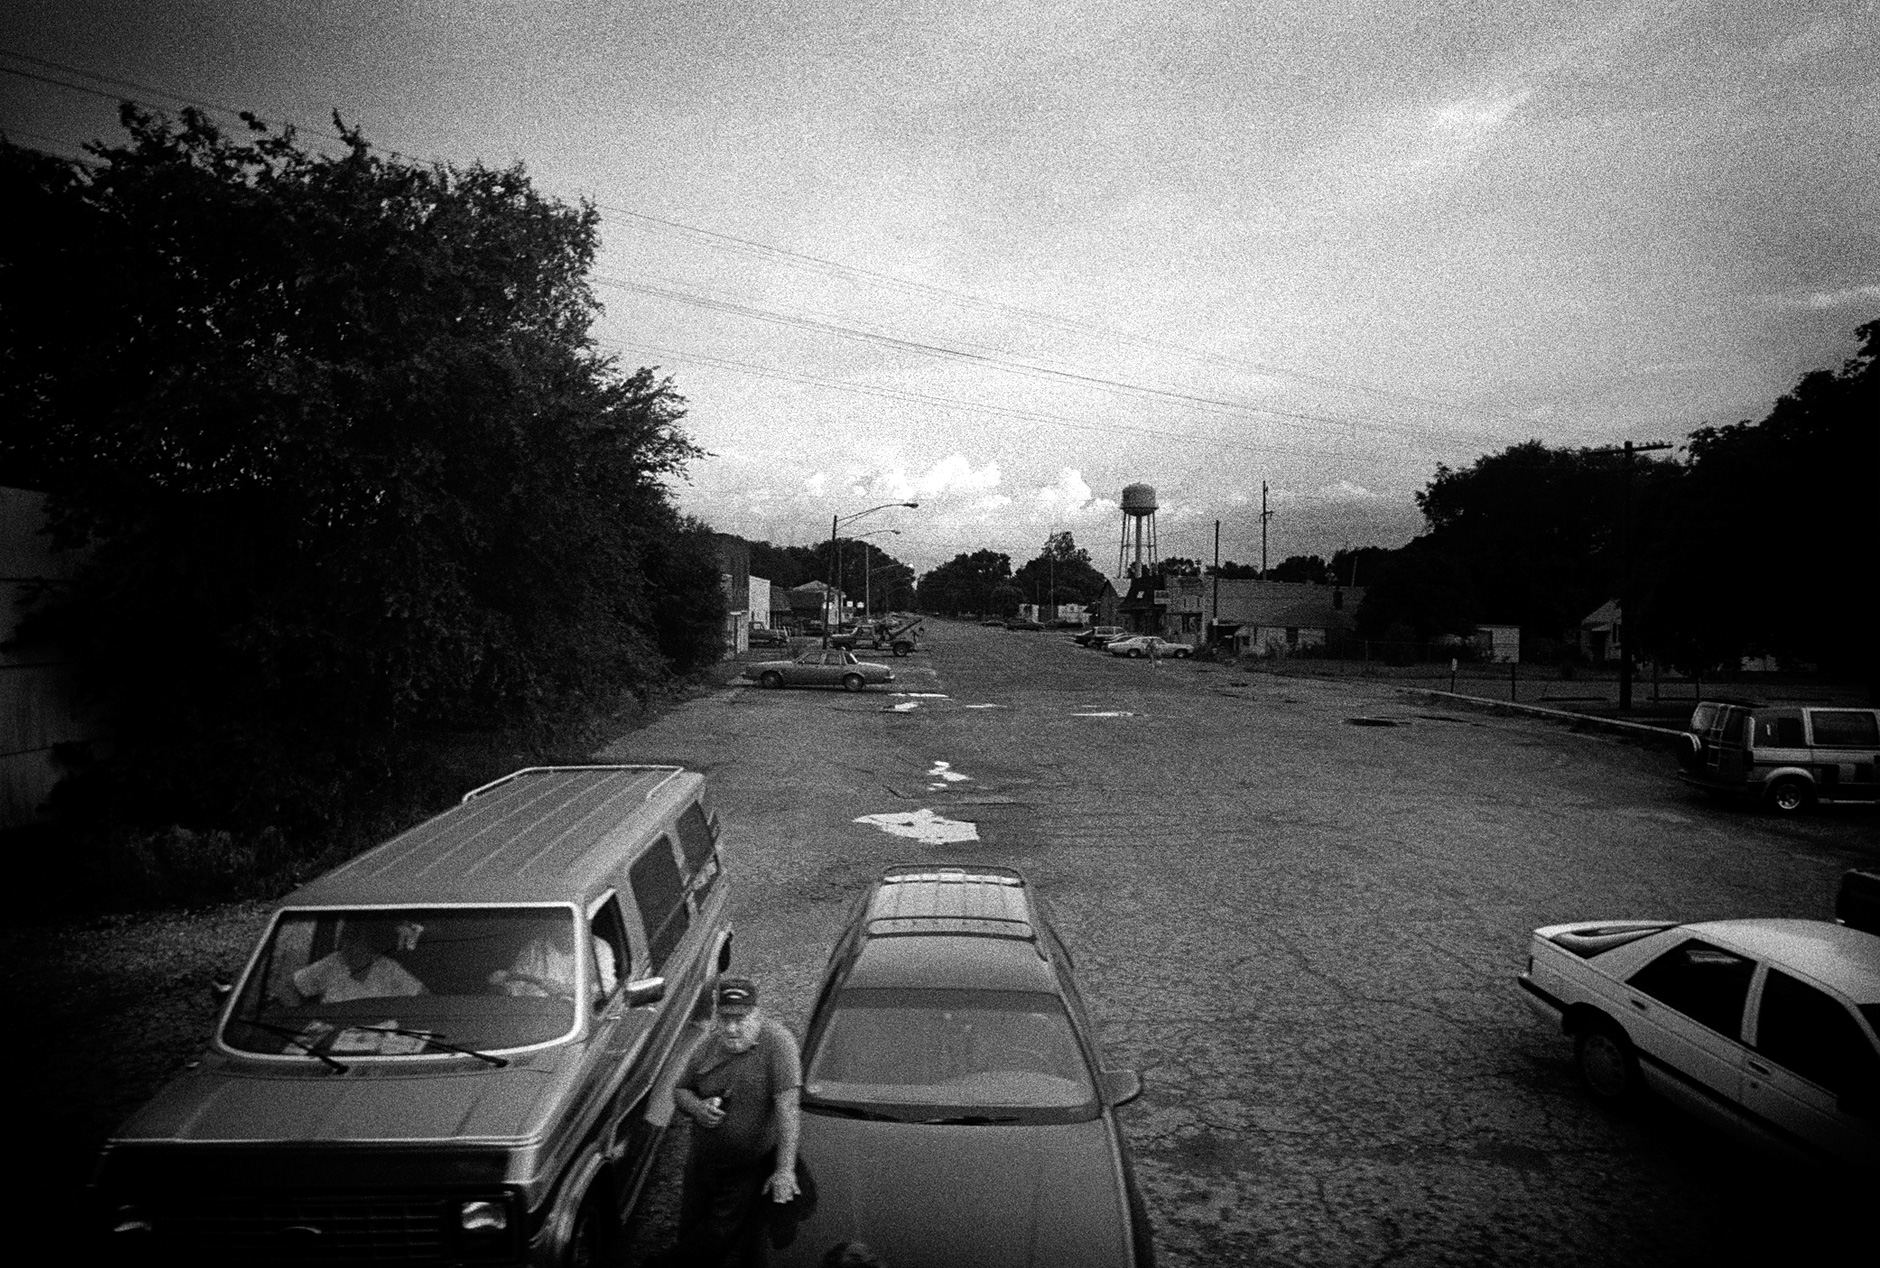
[668,976,802,1265]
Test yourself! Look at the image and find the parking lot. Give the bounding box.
[608,621,1876,1265]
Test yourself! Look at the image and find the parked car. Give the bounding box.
[1005,617,1045,631]
[1516,897,1880,1170]
[781,866,1154,1267]
[981,617,1007,627]
[748,624,791,647]
[1106,636,1192,659]
[746,648,895,692]
[88,765,735,1265]
[1074,626,1126,648]
[1677,702,1880,813]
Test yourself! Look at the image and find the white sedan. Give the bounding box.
[1105,636,1191,659]
[1517,917,1880,1169]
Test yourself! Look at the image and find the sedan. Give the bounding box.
[748,624,792,647]
[745,649,895,692]
[1105,636,1191,659]
[1517,913,1880,1169]
[780,865,1154,1267]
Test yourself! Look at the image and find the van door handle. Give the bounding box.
[1745,1058,1771,1077]
[1629,998,1648,1011]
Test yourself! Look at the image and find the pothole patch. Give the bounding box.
[853,808,980,844]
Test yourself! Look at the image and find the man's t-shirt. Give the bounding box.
[293,952,425,1003]
[680,1018,801,1165]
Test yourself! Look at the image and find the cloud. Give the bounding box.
[868,454,1004,501]
[803,472,828,497]
[1773,284,1880,311]
[1314,480,1379,502]
[1034,468,1108,518]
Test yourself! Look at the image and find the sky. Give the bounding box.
[3,1,1876,577]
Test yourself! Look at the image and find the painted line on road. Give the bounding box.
[853,808,980,844]
[1072,710,1136,717]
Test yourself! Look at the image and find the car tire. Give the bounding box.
[842,673,865,693]
[1767,776,1813,815]
[1129,649,1143,658]
[759,671,783,690]
[1675,733,1704,772]
[1574,1021,1641,1106]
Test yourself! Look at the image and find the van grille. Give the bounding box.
[148,1193,471,1262]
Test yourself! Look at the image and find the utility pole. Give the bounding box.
[1588,440,1672,712]
[1259,482,1273,578]
[1212,519,1221,644]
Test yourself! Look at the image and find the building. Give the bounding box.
[1204,578,1365,656]
[715,534,753,654]
[1579,600,1622,663]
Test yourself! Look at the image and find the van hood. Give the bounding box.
[778,1113,1135,1268]
[110,1055,570,1147]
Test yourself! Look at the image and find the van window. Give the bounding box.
[1753,712,1804,748]
[676,802,723,902]
[631,838,691,970]
[589,895,630,997]
[1811,710,1880,748]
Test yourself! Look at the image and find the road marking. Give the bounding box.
[963,704,1000,709]
[1073,710,1136,717]
[890,702,921,712]
[853,808,980,844]
[926,761,971,783]
[891,692,950,698]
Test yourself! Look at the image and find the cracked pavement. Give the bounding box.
[603,624,1877,1265]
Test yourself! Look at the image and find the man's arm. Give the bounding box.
[763,1023,804,1202]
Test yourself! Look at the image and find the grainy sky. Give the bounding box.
[4,1,1875,573]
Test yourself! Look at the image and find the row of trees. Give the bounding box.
[1,108,726,856]
[1355,321,1875,681]
[747,538,917,614]
[916,532,1108,617]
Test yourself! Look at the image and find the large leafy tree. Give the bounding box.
[916,549,1012,615]
[0,108,719,834]
[1012,531,1106,608]
[1633,321,1877,685]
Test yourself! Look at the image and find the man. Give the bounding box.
[669,977,802,1266]
[489,919,618,1000]
[291,920,425,1004]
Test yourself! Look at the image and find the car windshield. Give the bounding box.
[223,907,596,1059]
[803,988,1097,1122]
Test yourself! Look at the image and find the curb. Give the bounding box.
[1399,688,1685,743]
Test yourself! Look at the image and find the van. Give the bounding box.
[1678,703,1880,813]
[88,765,734,1265]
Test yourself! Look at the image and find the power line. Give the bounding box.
[0,49,263,123]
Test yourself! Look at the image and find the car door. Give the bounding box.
[785,650,823,685]
[1621,938,1756,1128]
[1738,966,1880,1167]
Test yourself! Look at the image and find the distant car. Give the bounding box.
[748,624,791,647]
[1517,911,1880,1170]
[1106,636,1191,659]
[1074,626,1125,648]
[1676,701,1880,814]
[781,866,1154,1267]
[981,617,1007,627]
[1005,617,1045,631]
[745,648,895,692]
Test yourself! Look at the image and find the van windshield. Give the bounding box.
[223,907,609,1058]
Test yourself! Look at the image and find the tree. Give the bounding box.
[1633,321,1878,687]
[1354,542,1480,642]
[1012,531,1106,609]
[1268,554,1329,585]
[1205,561,1261,579]
[1157,557,1202,577]
[0,109,717,837]
[915,549,1011,614]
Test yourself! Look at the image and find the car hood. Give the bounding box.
[779,1113,1135,1268]
[109,1054,570,1147]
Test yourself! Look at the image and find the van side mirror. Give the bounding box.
[625,976,666,1008]
[1102,1068,1143,1106]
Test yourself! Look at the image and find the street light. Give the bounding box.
[827,502,917,643]
[849,529,901,619]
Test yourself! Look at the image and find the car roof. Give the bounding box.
[845,866,1059,993]
[1692,919,1880,1002]
[284,765,702,908]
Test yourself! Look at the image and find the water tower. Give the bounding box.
[1116,483,1159,577]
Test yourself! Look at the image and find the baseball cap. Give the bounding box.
[715,977,758,1011]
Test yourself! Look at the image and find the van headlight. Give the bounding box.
[112,1205,155,1234]
[459,1199,509,1233]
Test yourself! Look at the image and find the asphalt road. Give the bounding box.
[602,622,1877,1267]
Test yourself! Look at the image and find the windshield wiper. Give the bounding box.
[231,1019,350,1073]
[919,1114,1021,1125]
[352,1024,508,1068]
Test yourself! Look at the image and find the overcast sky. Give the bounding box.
[4,1,1875,575]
